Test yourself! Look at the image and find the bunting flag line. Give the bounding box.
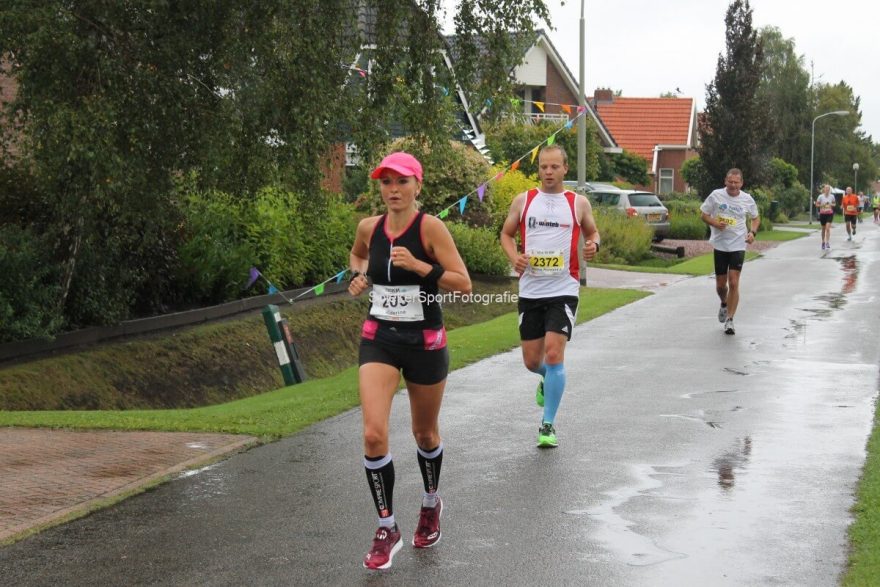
[515,98,590,115]
[430,108,587,221]
[268,285,279,294]
[246,267,261,289]
[458,197,467,215]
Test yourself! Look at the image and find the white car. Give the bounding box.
[587,189,671,241]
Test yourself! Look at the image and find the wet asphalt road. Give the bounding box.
[2,226,879,586]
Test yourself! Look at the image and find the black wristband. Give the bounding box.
[426,263,445,283]
[349,270,362,283]
[588,240,600,251]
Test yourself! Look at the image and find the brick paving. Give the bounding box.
[0,428,257,543]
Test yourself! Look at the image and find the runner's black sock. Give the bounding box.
[417,443,443,506]
[364,454,395,527]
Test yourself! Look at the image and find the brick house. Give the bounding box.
[592,89,698,194]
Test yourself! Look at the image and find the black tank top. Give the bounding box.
[367,212,443,329]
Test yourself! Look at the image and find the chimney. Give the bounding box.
[594,88,614,105]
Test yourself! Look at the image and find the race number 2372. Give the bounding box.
[528,251,564,275]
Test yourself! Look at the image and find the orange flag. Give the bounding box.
[510,160,520,171]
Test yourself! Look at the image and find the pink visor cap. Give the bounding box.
[370,152,423,182]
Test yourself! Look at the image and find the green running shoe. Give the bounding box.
[537,422,558,448]
[536,377,545,407]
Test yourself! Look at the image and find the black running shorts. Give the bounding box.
[517,296,579,341]
[845,214,858,225]
[359,340,449,385]
[713,249,746,275]
[819,214,834,226]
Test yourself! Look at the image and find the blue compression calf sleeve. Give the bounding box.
[542,362,566,424]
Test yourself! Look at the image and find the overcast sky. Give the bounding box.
[443,0,878,144]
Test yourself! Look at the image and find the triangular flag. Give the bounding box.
[510,98,520,109]
[438,208,449,219]
[530,147,539,164]
[494,171,504,181]
[335,271,345,283]
[565,120,573,130]
[268,284,278,294]
[314,283,325,296]
[510,160,520,171]
[246,267,261,289]
[577,106,586,113]
[458,197,467,214]
[561,104,572,115]
[547,134,556,146]
[478,183,487,202]
[534,101,545,112]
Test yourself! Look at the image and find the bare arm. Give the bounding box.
[577,195,600,260]
[500,192,529,275]
[348,216,378,297]
[701,211,726,230]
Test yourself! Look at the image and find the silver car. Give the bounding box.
[587,189,670,241]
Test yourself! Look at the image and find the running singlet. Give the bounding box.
[365,212,442,330]
[518,189,581,298]
[842,194,859,215]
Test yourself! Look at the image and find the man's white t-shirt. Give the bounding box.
[816,193,836,215]
[700,188,759,252]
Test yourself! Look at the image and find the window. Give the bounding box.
[659,168,674,195]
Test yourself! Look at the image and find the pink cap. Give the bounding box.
[370,152,423,182]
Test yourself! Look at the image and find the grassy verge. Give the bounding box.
[593,251,759,276]
[0,287,648,439]
[844,398,880,585]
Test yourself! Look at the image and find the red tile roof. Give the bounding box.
[595,97,694,162]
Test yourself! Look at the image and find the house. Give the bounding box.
[507,30,618,152]
[592,89,698,194]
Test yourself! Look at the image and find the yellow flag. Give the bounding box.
[530,147,539,163]
[534,101,545,112]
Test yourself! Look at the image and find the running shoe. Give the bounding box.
[412,497,443,548]
[724,318,735,335]
[363,525,402,570]
[717,305,728,323]
[537,422,558,448]
[536,377,545,407]
[821,242,826,250]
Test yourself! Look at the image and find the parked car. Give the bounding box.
[562,180,620,194]
[587,189,670,241]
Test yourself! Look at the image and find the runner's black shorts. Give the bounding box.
[845,214,858,225]
[714,249,746,275]
[819,213,834,226]
[359,340,449,385]
[517,295,579,341]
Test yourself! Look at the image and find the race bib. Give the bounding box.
[370,284,424,322]
[717,214,737,226]
[528,250,565,275]
[846,205,857,213]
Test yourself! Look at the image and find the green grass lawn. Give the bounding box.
[0,287,648,439]
[844,396,880,585]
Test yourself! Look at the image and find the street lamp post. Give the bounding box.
[853,162,859,193]
[809,110,849,224]
[577,0,585,191]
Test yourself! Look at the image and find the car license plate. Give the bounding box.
[647,213,661,222]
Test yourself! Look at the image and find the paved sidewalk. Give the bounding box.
[0,428,257,543]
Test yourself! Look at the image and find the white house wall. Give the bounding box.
[513,44,548,86]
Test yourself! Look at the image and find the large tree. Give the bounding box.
[756,26,811,183]
[697,0,770,196]
[0,1,551,334]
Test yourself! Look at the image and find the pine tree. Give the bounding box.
[697,0,770,197]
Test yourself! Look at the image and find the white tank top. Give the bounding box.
[518,189,581,298]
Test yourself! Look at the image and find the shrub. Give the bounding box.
[485,166,536,232]
[669,215,707,239]
[592,208,653,265]
[177,186,358,304]
[446,222,510,276]
[0,225,64,342]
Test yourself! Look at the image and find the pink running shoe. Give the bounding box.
[412,497,443,548]
[363,525,402,570]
